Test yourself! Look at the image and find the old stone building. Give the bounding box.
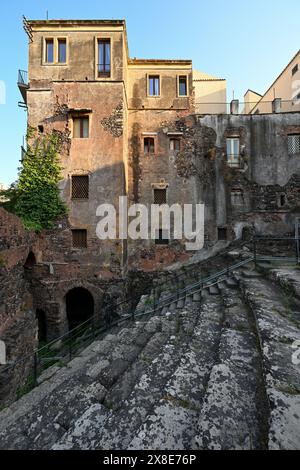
[1,18,300,407]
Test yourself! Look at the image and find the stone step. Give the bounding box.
[0,314,161,450]
[208,285,219,295]
[126,297,225,450]
[241,275,300,450]
[268,267,300,302]
[193,288,269,450]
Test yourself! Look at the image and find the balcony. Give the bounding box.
[17,70,29,104]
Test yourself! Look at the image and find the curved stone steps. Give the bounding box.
[193,287,269,450]
[0,313,163,449]
[127,297,224,450]
[241,277,300,450]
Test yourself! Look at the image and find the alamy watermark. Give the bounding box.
[96,197,205,251]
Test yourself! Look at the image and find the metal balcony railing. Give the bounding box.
[18,70,28,87]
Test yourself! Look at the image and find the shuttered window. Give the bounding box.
[288,134,300,155]
[71,176,89,199]
[154,188,167,205]
[72,230,87,248]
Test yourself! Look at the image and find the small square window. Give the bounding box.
[292,64,298,76]
[71,175,89,199]
[178,76,188,96]
[144,137,155,155]
[149,75,160,96]
[288,134,300,155]
[58,39,67,63]
[72,229,87,248]
[73,117,89,138]
[218,227,227,241]
[45,39,54,63]
[154,188,167,205]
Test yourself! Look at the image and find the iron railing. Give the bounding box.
[1,237,299,393]
[195,100,300,115]
[18,70,28,87]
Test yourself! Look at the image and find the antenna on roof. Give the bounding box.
[46,11,49,20]
[22,15,33,42]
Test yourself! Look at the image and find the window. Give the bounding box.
[231,189,244,206]
[178,76,188,96]
[58,39,67,63]
[144,137,155,155]
[98,39,111,77]
[154,188,167,205]
[155,229,169,245]
[72,229,87,248]
[226,138,240,167]
[44,38,67,64]
[218,227,227,241]
[73,116,89,138]
[288,134,300,155]
[45,39,54,63]
[292,64,298,76]
[169,138,181,154]
[279,194,286,207]
[149,75,160,96]
[71,175,89,199]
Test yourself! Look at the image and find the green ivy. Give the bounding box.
[1,129,67,231]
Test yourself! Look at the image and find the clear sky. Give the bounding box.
[0,0,299,186]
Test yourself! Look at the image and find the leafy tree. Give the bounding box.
[1,129,67,231]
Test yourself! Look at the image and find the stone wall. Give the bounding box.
[0,208,40,405]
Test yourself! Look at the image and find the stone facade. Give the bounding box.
[1,18,300,406]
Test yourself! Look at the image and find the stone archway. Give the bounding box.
[65,287,94,331]
[24,251,36,269]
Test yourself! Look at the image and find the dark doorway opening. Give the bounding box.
[218,227,227,241]
[24,251,36,269]
[66,287,94,331]
[36,309,47,344]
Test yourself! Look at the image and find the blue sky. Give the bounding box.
[0,0,299,185]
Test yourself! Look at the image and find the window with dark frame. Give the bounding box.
[288,134,300,155]
[46,39,54,63]
[73,116,89,138]
[58,39,67,63]
[72,229,87,249]
[153,188,167,205]
[149,75,160,96]
[98,39,111,77]
[292,64,298,76]
[71,175,89,199]
[178,76,187,96]
[144,137,155,155]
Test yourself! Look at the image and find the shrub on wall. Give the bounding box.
[0,128,67,231]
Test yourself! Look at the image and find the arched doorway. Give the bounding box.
[36,309,47,344]
[24,251,36,269]
[66,287,94,331]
